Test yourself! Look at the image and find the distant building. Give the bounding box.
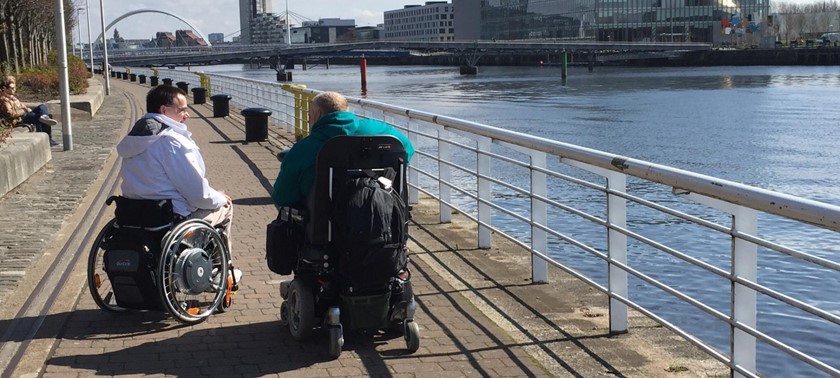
[239,0,272,44]
[175,30,208,46]
[154,32,176,48]
[290,18,356,43]
[383,1,455,41]
[453,0,771,46]
[251,13,291,44]
[208,33,225,43]
[354,26,383,41]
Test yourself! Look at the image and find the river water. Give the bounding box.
[201,63,840,376]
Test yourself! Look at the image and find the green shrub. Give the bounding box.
[17,52,89,101]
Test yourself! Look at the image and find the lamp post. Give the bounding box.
[99,0,110,95]
[76,7,84,58]
[86,0,94,77]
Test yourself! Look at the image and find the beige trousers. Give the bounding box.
[188,204,233,254]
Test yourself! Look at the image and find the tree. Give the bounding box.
[0,0,79,73]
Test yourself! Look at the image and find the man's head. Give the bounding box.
[146,85,190,123]
[1,75,17,95]
[309,91,348,127]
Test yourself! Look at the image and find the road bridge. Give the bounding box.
[102,40,712,67]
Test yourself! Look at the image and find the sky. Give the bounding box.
[73,0,395,43]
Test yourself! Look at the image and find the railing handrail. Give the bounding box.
[274,85,840,232]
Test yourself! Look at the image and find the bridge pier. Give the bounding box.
[561,50,568,80]
[459,65,477,75]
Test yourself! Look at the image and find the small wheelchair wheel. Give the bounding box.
[328,326,344,359]
[405,321,420,353]
[216,273,234,313]
[87,218,128,313]
[287,279,315,341]
[279,301,289,327]
[159,219,229,324]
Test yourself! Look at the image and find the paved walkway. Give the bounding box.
[0,77,725,377]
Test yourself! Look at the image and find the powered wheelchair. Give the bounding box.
[272,135,420,359]
[87,196,236,324]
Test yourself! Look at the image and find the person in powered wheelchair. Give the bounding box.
[86,85,240,324]
[267,92,418,358]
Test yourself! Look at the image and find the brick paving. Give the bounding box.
[1,77,725,378]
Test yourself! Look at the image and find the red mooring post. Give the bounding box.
[360,57,368,92]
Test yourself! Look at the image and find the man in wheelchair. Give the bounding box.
[117,85,237,273]
[268,91,419,357]
[88,85,242,322]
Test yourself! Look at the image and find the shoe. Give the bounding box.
[39,115,58,126]
[49,139,58,146]
[232,268,242,291]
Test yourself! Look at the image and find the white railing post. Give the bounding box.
[438,125,451,223]
[406,118,420,206]
[732,205,758,378]
[531,151,548,283]
[607,171,628,333]
[477,137,492,249]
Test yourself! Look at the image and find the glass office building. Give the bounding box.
[460,0,771,45]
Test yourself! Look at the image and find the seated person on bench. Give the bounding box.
[271,91,415,209]
[116,85,242,284]
[0,75,59,146]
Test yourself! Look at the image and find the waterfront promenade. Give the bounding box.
[0,77,724,377]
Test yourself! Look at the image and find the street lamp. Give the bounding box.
[99,0,110,95]
[85,0,94,77]
[76,7,84,59]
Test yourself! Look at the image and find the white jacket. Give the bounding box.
[116,113,226,217]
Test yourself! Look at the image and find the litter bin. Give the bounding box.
[162,78,173,86]
[191,87,207,105]
[110,70,116,78]
[241,108,272,142]
[176,81,189,93]
[138,74,147,84]
[210,94,232,117]
[130,73,137,82]
[149,76,159,86]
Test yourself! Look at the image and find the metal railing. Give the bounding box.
[132,70,840,377]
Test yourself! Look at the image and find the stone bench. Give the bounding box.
[0,130,51,198]
[39,78,105,121]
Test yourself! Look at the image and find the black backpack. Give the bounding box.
[331,169,408,292]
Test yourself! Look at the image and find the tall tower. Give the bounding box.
[239,0,273,44]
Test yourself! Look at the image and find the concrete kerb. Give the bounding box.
[0,130,51,198]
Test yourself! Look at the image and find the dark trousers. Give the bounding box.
[21,104,52,138]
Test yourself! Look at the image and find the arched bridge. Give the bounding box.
[95,9,212,47]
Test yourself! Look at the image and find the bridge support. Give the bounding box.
[459,47,483,75]
[360,57,367,92]
[459,65,477,75]
[561,50,568,80]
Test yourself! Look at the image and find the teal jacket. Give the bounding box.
[271,111,415,208]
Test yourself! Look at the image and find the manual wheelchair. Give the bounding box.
[87,196,236,324]
[276,135,420,359]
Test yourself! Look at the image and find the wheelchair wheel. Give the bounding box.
[87,218,129,313]
[328,326,344,359]
[158,219,229,324]
[286,279,315,341]
[405,321,420,353]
